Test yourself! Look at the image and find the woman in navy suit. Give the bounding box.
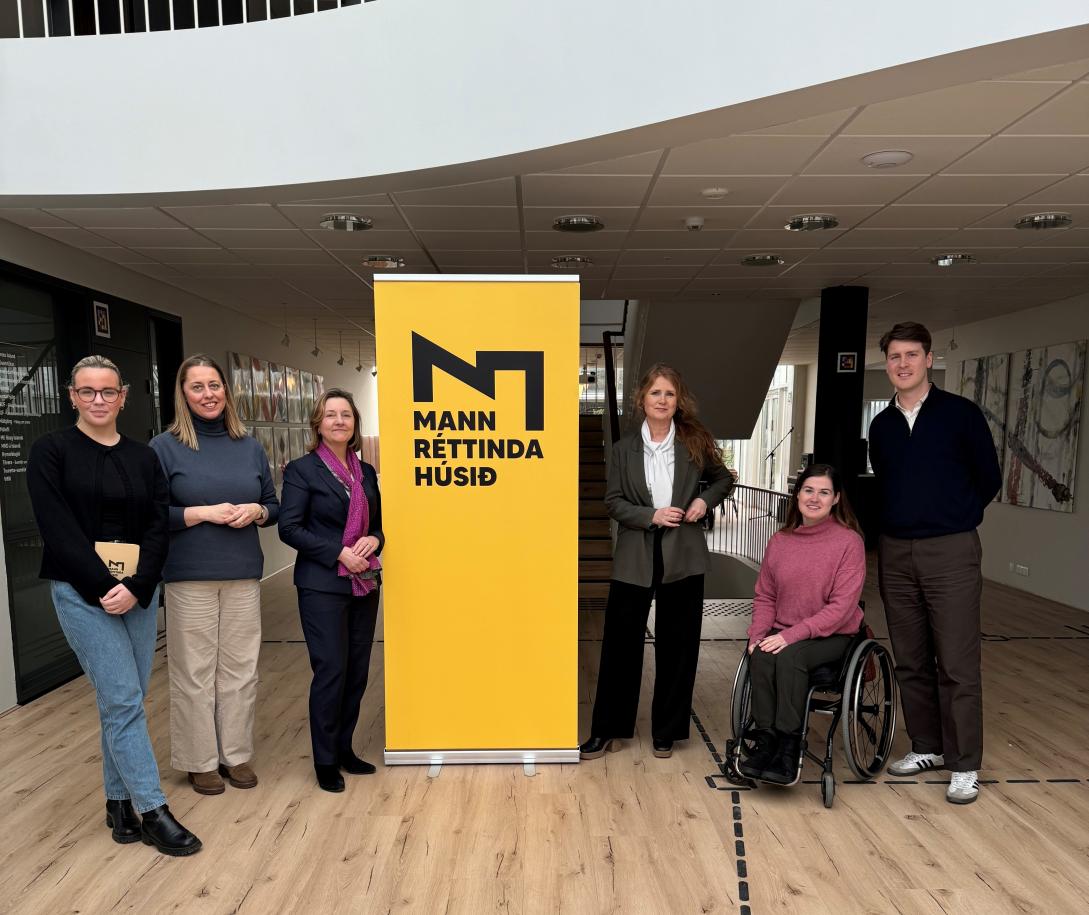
[278,388,383,792]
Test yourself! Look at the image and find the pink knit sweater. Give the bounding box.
[747,518,865,646]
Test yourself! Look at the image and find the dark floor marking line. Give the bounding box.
[794,777,1085,786]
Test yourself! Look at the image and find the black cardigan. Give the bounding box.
[27,426,169,607]
[868,385,1001,539]
[277,451,384,595]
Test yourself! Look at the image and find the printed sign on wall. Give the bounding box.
[376,276,579,762]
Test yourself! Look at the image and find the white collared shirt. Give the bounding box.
[895,384,932,431]
[641,419,675,509]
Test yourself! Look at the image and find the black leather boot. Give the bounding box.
[652,739,674,759]
[105,799,141,844]
[315,763,345,792]
[760,731,804,785]
[578,737,620,760]
[737,728,778,780]
[140,805,202,856]
[338,751,376,775]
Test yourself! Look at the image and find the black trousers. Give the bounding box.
[297,587,380,766]
[590,534,705,741]
[879,531,983,771]
[748,634,853,734]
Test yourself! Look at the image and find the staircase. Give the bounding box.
[578,414,612,610]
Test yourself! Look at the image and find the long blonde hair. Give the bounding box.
[167,354,247,450]
[631,363,723,471]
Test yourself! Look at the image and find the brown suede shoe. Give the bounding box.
[188,770,225,795]
[219,762,258,789]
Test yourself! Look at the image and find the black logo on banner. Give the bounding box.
[409,332,546,487]
[411,332,544,431]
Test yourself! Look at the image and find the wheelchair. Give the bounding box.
[722,621,897,807]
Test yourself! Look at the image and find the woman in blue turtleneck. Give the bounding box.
[150,355,278,797]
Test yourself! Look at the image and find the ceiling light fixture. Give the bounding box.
[371,367,378,378]
[365,255,405,269]
[552,215,605,233]
[700,187,729,200]
[310,318,320,358]
[280,307,290,347]
[785,213,839,232]
[551,255,593,269]
[1014,212,1072,230]
[319,213,372,231]
[355,341,363,373]
[740,254,785,267]
[948,327,959,352]
[336,332,345,366]
[930,253,974,267]
[860,149,914,169]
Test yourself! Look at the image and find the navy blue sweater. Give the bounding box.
[150,415,279,582]
[868,385,1001,539]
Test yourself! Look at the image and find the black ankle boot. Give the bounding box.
[652,739,674,759]
[338,751,376,775]
[579,737,620,760]
[140,805,202,856]
[737,728,778,779]
[761,731,804,785]
[105,799,141,844]
[315,763,345,792]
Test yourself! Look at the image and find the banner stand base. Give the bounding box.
[384,748,579,766]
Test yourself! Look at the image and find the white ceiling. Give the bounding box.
[3,58,1089,365]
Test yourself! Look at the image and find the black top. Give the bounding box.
[27,425,169,607]
[277,450,384,595]
[868,385,1002,539]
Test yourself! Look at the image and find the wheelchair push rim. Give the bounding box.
[840,639,898,779]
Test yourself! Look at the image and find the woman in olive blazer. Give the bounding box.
[581,363,734,761]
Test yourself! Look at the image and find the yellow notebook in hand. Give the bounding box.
[95,541,140,581]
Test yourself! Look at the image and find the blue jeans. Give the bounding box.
[50,581,167,813]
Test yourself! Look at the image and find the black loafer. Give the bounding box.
[105,799,141,844]
[652,739,674,759]
[315,763,345,792]
[579,737,620,760]
[339,752,377,775]
[140,805,202,856]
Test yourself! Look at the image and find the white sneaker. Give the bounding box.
[947,771,979,805]
[887,751,945,777]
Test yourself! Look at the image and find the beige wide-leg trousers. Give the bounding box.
[165,580,261,772]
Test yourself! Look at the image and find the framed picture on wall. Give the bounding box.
[229,352,254,421]
[837,352,858,373]
[251,357,272,421]
[300,370,314,422]
[273,427,290,486]
[269,362,288,423]
[314,374,325,397]
[290,427,308,462]
[93,301,111,339]
[252,425,274,481]
[286,367,302,423]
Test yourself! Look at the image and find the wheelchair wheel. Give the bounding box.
[840,640,897,780]
[730,651,752,739]
[820,770,835,809]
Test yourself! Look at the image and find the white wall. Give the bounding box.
[948,293,1089,612]
[1,3,1088,197]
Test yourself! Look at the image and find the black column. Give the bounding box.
[813,286,868,484]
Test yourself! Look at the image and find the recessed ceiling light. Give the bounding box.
[364,255,405,269]
[319,213,372,231]
[930,253,975,267]
[860,149,914,169]
[551,255,593,269]
[1014,212,1072,230]
[701,187,729,200]
[553,215,604,233]
[741,254,785,267]
[785,213,839,232]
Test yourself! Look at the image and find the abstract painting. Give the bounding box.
[228,352,254,422]
[1003,340,1085,512]
[286,367,302,423]
[269,362,288,423]
[251,357,272,422]
[958,353,1009,501]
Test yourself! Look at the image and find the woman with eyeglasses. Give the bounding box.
[278,388,383,793]
[150,355,279,797]
[27,355,201,856]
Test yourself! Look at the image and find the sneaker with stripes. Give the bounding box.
[887,751,944,777]
[946,770,979,804]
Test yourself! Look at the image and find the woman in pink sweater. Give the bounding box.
[739,463,865,784]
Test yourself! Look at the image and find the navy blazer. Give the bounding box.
[278,451,384,594]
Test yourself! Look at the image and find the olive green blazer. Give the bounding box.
[605,431,734,587]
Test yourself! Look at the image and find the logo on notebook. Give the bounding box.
[108,560,126,574]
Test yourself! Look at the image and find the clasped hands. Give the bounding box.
[652,497,708,528]
[339,536,380,574]
[202,503,265,528]
[100,582,137,615]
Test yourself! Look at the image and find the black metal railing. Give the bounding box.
[705,484,790,565]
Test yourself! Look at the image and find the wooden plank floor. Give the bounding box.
[0,564,1087,914]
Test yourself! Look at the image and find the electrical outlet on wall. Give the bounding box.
[1015,564,1030,577]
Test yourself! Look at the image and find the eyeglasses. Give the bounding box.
[74,387,122,404]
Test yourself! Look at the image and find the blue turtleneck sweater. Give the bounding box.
[150,415,279,582]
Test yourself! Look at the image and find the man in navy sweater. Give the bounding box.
[868,322,1001,805]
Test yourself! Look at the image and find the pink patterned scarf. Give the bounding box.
[316,442,381,596]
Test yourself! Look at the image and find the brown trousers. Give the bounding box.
[878,531,983,771]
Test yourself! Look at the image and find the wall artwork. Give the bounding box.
[229,352,254,422]
[958,353,1010,501]
[300,370,314,422]
[252,426,274,480]
[269,362,288,423]
[286,367,302,423]
[290,427,308,462]
[1003,340,1085,513]
[251,357,272,422]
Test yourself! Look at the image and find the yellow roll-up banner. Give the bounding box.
[375,276,579,764]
